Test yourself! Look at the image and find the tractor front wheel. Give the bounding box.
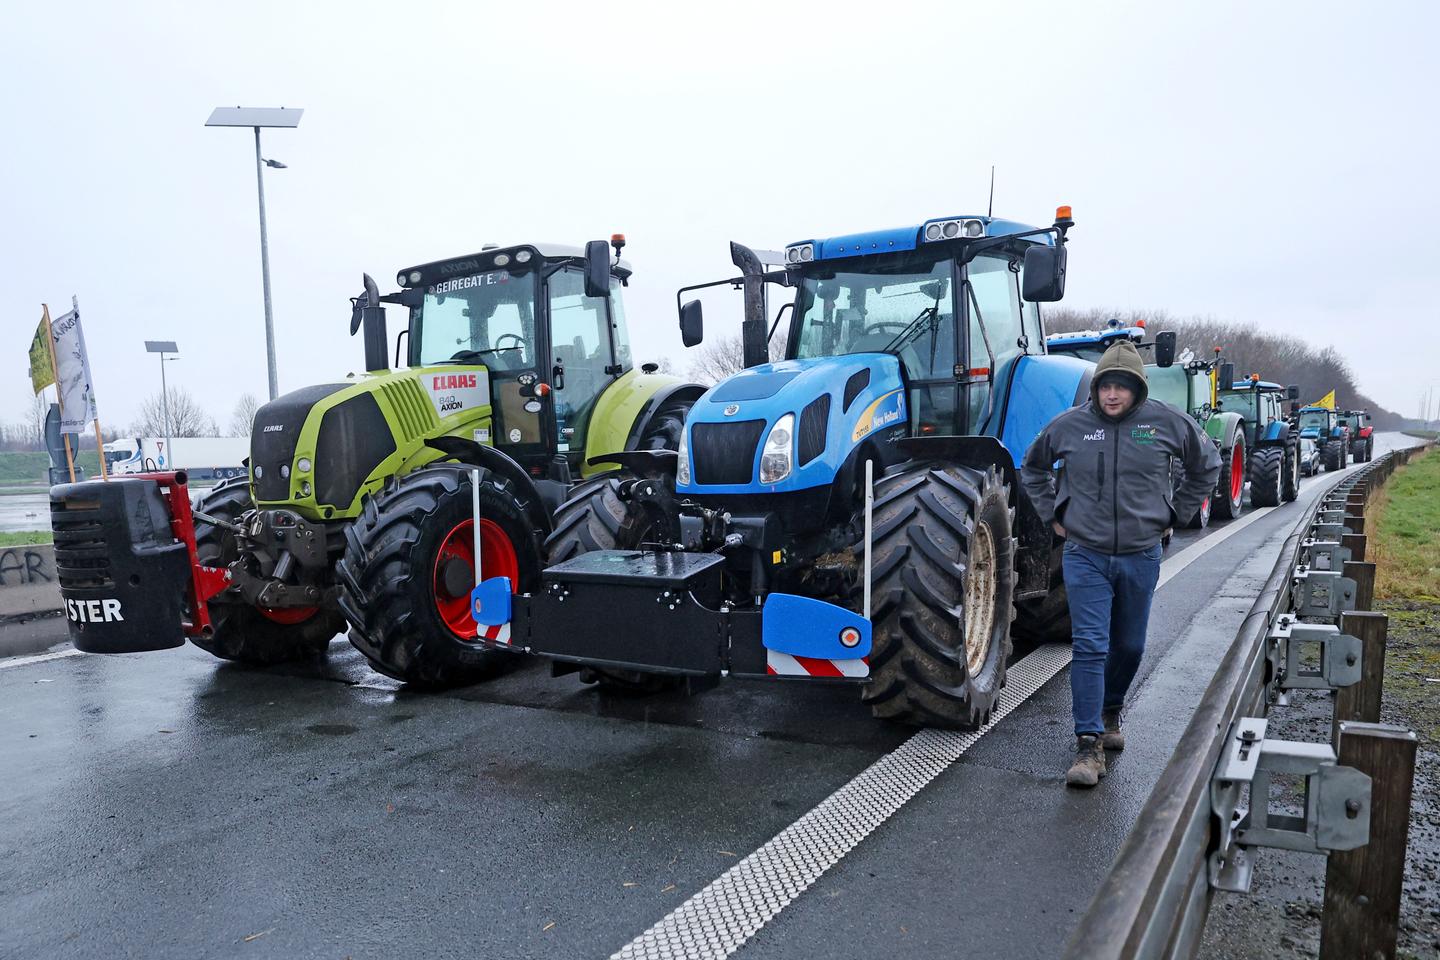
[861,462,1014,730]
[337,465,543,688]
[1214,434,1246,520]
[1248,447,1284,508]
[1322,439,1344,472]
[191,478,343,664]
[1282,441,1301,501]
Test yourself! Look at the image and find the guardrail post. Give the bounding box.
[1344,509,1365,537]
[1331,611,1387,746]
[1319,723,1418,960]
[1342,532,1367,563]
[1343,560,1376,611]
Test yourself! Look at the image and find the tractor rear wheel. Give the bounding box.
[1248,447,1284,507]
[861,462,1014,730]
[1214,434,1246,520]
[1322,439,1344,472]
[1282,441,1301,501]
[337,464,544,688]
[191,478,343,664]
[637,398,691,451]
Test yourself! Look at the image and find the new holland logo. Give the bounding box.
[723,404,740,416]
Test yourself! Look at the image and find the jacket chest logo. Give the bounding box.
[1130,426,1157,445]
[1083,429,1106,441]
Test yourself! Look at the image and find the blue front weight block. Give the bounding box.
[761,593,872,660]
[470,576,513,627]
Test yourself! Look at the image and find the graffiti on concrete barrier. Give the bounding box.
[0,548,53,587]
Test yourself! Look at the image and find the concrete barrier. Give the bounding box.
[0,543,68,658]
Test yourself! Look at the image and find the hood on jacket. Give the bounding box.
[1090,340,1150,418]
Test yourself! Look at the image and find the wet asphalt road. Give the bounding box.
[0,435,1420,960]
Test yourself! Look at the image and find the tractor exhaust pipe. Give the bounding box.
[350,273,390,374]
[730,242,769,368]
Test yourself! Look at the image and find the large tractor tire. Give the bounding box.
[1248,447,1284,508]
[337,464,544,688]
[1357,437,1372,462]
[191,478,344,664]
[861,462,1014,730]
[1282,441,1301,502]
[1322,439,1344,472]
[1011,544,1070,643]
[636,398,691,451]
[1213,432,1246,520]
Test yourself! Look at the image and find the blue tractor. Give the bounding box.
[470,208,1091,727]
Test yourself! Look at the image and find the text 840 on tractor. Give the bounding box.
[50,239,704,686]
[467,208,1091,728]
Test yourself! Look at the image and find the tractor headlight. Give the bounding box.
[676,428,691,486]
[297,457,312,474]
[759,413,795,485]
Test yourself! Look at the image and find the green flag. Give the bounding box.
[28,307,54,395]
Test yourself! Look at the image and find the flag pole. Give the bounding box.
[71,295,109,481]
[42,303,77,483]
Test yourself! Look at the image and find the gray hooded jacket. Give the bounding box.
[1020,341,1221,555]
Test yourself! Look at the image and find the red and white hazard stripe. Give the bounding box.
[479,623,512,646]
[765,650,868,679]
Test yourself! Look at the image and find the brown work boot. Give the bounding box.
[1102,710,1126,751]
[1066,734,1107,788]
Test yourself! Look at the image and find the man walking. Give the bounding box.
[1020,340,1220,788]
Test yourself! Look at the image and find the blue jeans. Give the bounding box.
[1063,541,1163,736]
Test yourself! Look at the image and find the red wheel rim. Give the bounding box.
[432,518,519,639]
[258,605,318,625]
[1229,438,1245,501]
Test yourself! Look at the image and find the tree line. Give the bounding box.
[0,390,262,452]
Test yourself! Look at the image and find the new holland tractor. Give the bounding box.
[50,239,705,686]
[1217,376,1303,507]
[1295,405,1351,472]
[1045,321,1246,527]
[460,207,1088,728]
[1338,409,1374,462]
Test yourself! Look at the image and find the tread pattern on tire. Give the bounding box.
[337,464,543,687]
[544,474,626,562]
[1214,435,1245,520]
[191,477,342,664]
[1248,446,1284,507]
[860,462,1015,730]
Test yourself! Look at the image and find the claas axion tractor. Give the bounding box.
[464,207,1089,727]
[50,238,705,686]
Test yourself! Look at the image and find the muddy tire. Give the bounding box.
[1282,441,1301,501]
[190,478,343,664]
[1012,543,1070,643]
[1248,446,1284,507]
[861,462,1014,730]
[637,398,691,451]
[1214,433,1246,520]
[337,464,543,688]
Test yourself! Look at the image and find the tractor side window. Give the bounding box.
[609,278,633,371]
[966,254,1025,371]
[548,269,614,453]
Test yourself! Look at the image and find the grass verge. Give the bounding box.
[0,530,52,547]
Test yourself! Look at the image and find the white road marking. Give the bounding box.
[0,648,84,671]
[610,645,1074,960]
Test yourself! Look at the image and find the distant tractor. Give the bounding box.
[1338,409,1374,462]
[1047,321,1245,527]
[470,208,1086,728]
[50,239,705,687]
[1294,405,1350,472]
[1217,376,1303,507]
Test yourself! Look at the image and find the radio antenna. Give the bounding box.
[987,165,995,218]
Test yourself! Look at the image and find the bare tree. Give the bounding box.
[687,332,789,385]
[229,393,262,437]
[132,388,218,437]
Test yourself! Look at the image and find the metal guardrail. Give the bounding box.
[1063,442,1434,959]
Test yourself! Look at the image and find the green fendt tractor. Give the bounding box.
[53,238,703,687]
[1147,348,1248,526]
[1217,375,1303,507]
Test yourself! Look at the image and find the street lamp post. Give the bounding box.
[144,341,179,468]
[205,106,303,402]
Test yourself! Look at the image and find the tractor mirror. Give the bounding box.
[1287,384,1300,400]
[1219,362,1235,389]
[584,240,612,299]
[1154,331,1177,368]
[680,299,704,347]
[1021,245,1067,302]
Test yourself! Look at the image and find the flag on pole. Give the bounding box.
[28,310,55,394]
[1314,390,1336,410]
[50,302,99,433]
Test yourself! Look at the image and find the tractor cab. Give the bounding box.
[1296,406,1341,441]
[1219,378,1300,441]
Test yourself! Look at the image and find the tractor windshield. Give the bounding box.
[1298,410,1330,432]
[416,268,538,369]
[792,257,954,380]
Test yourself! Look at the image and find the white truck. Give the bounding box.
[104,437,249,480]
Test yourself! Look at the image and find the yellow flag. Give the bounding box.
[28,308,55,394]
[1314,390,1336,410]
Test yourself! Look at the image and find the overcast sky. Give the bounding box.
[4,1,1437,433]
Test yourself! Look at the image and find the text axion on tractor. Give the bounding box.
[50,237,706,688]
[465,206,1092,729]
[1293,404,1352,473]
[1216,375,1304,507]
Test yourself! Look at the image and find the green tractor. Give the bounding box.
[52,239,704,686]
[1146,347,1248,526]
[1216,376,1303,507]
